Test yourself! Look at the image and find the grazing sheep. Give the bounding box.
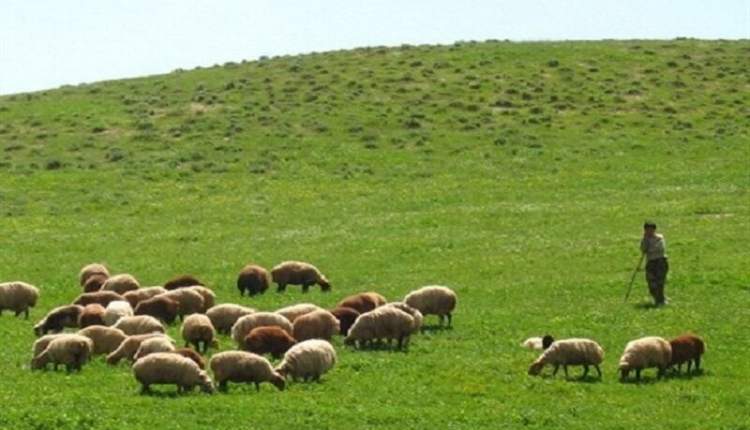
[184,286,215,312]
[102,274,141,295]
[404,286,457,327]
[276,303,325,322]
[83,274,108,293]
[271,261,331,293]
[73,291,124,307]
[243,326,297,359]
[383,302,423,334]
[181,314,216,353]
[336,292,387,314]
[0,281,40,319]
[210,351,285,392]
[106,333,167,365]
[619,336,672,381]
[173,348,206,369]
[206,304,255,334]
[345,306,415,349]
[163,274,204,291]
[133,336,176,361]
[103,300,134,326]
[158,289,204,321]
[77,326,127,355]
[78,263,110,286]
[276,339,336,382]
[521,335,555,350]
[34,305,84,336]
[231,312,293,346]
[669,334,706,374]
[134,295,179,325]
[132,352,214,394]
[293,310,340,341]
[31,334,93,372]
[31,334,66,362]
[113,315,165,336]
[123,287,167,308]
[237,264,271,296]
[528,338,604,378]
[78,304,106,328]
[330,307,361,336]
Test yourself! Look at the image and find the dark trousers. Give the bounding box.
[646,257,669,304]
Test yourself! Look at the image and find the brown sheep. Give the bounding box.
[336,292,386,314]
[330,306,361,336]
[34,305,84,336]
[669,334,706,374]
[163,274,203,291]
[78,304,106,328]
[173,347,206,369]
[243,326,297,359]
[73,291,124,307]
[78,263,109,286]
[101,274,140,295]
[123,287,167,308]
[236,264,270,296]
[271,261,331,293]
[134,296,179,325]
[83,274,108,293]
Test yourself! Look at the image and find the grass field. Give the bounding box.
[0,39,748,429]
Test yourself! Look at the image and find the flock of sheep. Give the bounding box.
[0,261,457,394]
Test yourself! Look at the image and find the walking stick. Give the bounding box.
[624,253,645,303]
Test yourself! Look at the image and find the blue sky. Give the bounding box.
[0,0,747,95]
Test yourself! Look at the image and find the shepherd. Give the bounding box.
[640,221,669,306]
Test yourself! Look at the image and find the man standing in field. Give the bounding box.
[640,221,669,306]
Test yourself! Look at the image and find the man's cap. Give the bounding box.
[643,221,657,229]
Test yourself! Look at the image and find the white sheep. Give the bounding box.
[106,333,167,365]
[103,300,134,326]
[292,309,340,341]
[184,286,215,312]
[404,285,457,327]
[77,325,127,355]
[619,336,672,381]
[123,286,167,308]
[210,351,285,392]
[133,336,176,361]
[101,274,141,295]
[521,335,555,351]
[181,314,216,353]
[157,288,204,320]
[528,338,604,378]
[276,339,336,382]
[383,302,423,334]
[113,315,165,336]
[275,303,325,323]
[231,312,293,346]
[31,334,93,372]
[345,306,415,349]
[78,263,109,286]
[0,281,40,319]
[132,352,214,394]
[206,304,255,334]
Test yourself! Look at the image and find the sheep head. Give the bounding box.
[528,361,545,376]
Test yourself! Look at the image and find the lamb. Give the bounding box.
[31,334,93,372]
[236,264,271,296]
[184,286,215,312]
[206,304,255,334]
[73,291,124,307]
[123,287,167,308]
[330,307,360,336]
[521,335,555,350]
[31,334,66,362]
[77,304,106,328]
[404,286,457,327]
[528,338,604,378]
[276,303,325,322]
[292,310,340,341]
[163,274,204,291]
[276,339,336,382]
[83,274,108,292]
[157,289,204,320]
[271,261,331,293]
[243,326,297,359]
[181,314,216,353]
[132,352,214,394]
[231,312,293,346]
[383,302,423,334]
[103,300,134,326]
[336,292,386,314]
[78,263,109,286]
[210,351,285,392]
[134,295,179,324]
[133,336,176,361]
[106,333,167,365]
[344,306,415,349]
[669,334,706,374]
[113,315,165,336]
[0,281,40,319]
[618,336,672,381]
[173,348,206,369]
[101,274,141,295]
[77,325,127,355]
[34,305,84,336]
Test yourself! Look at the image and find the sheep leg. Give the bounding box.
[635,369,641,380]
[255,382,261,392]
[687,360,692,373]
[657,366,665,379]
[140,384,151,394]
[276,283,286,293]
[302,284,311,293]
[438,315,445,326]
[582,365,589,378]
[447,313,452,327]
[694,356,701,372]
[594,365,602,378]
[397,335,404,350]
[552,364,560,376]
[218,381,228,392]
[563,365,569,378]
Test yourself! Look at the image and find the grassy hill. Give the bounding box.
[0,39,748,430]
